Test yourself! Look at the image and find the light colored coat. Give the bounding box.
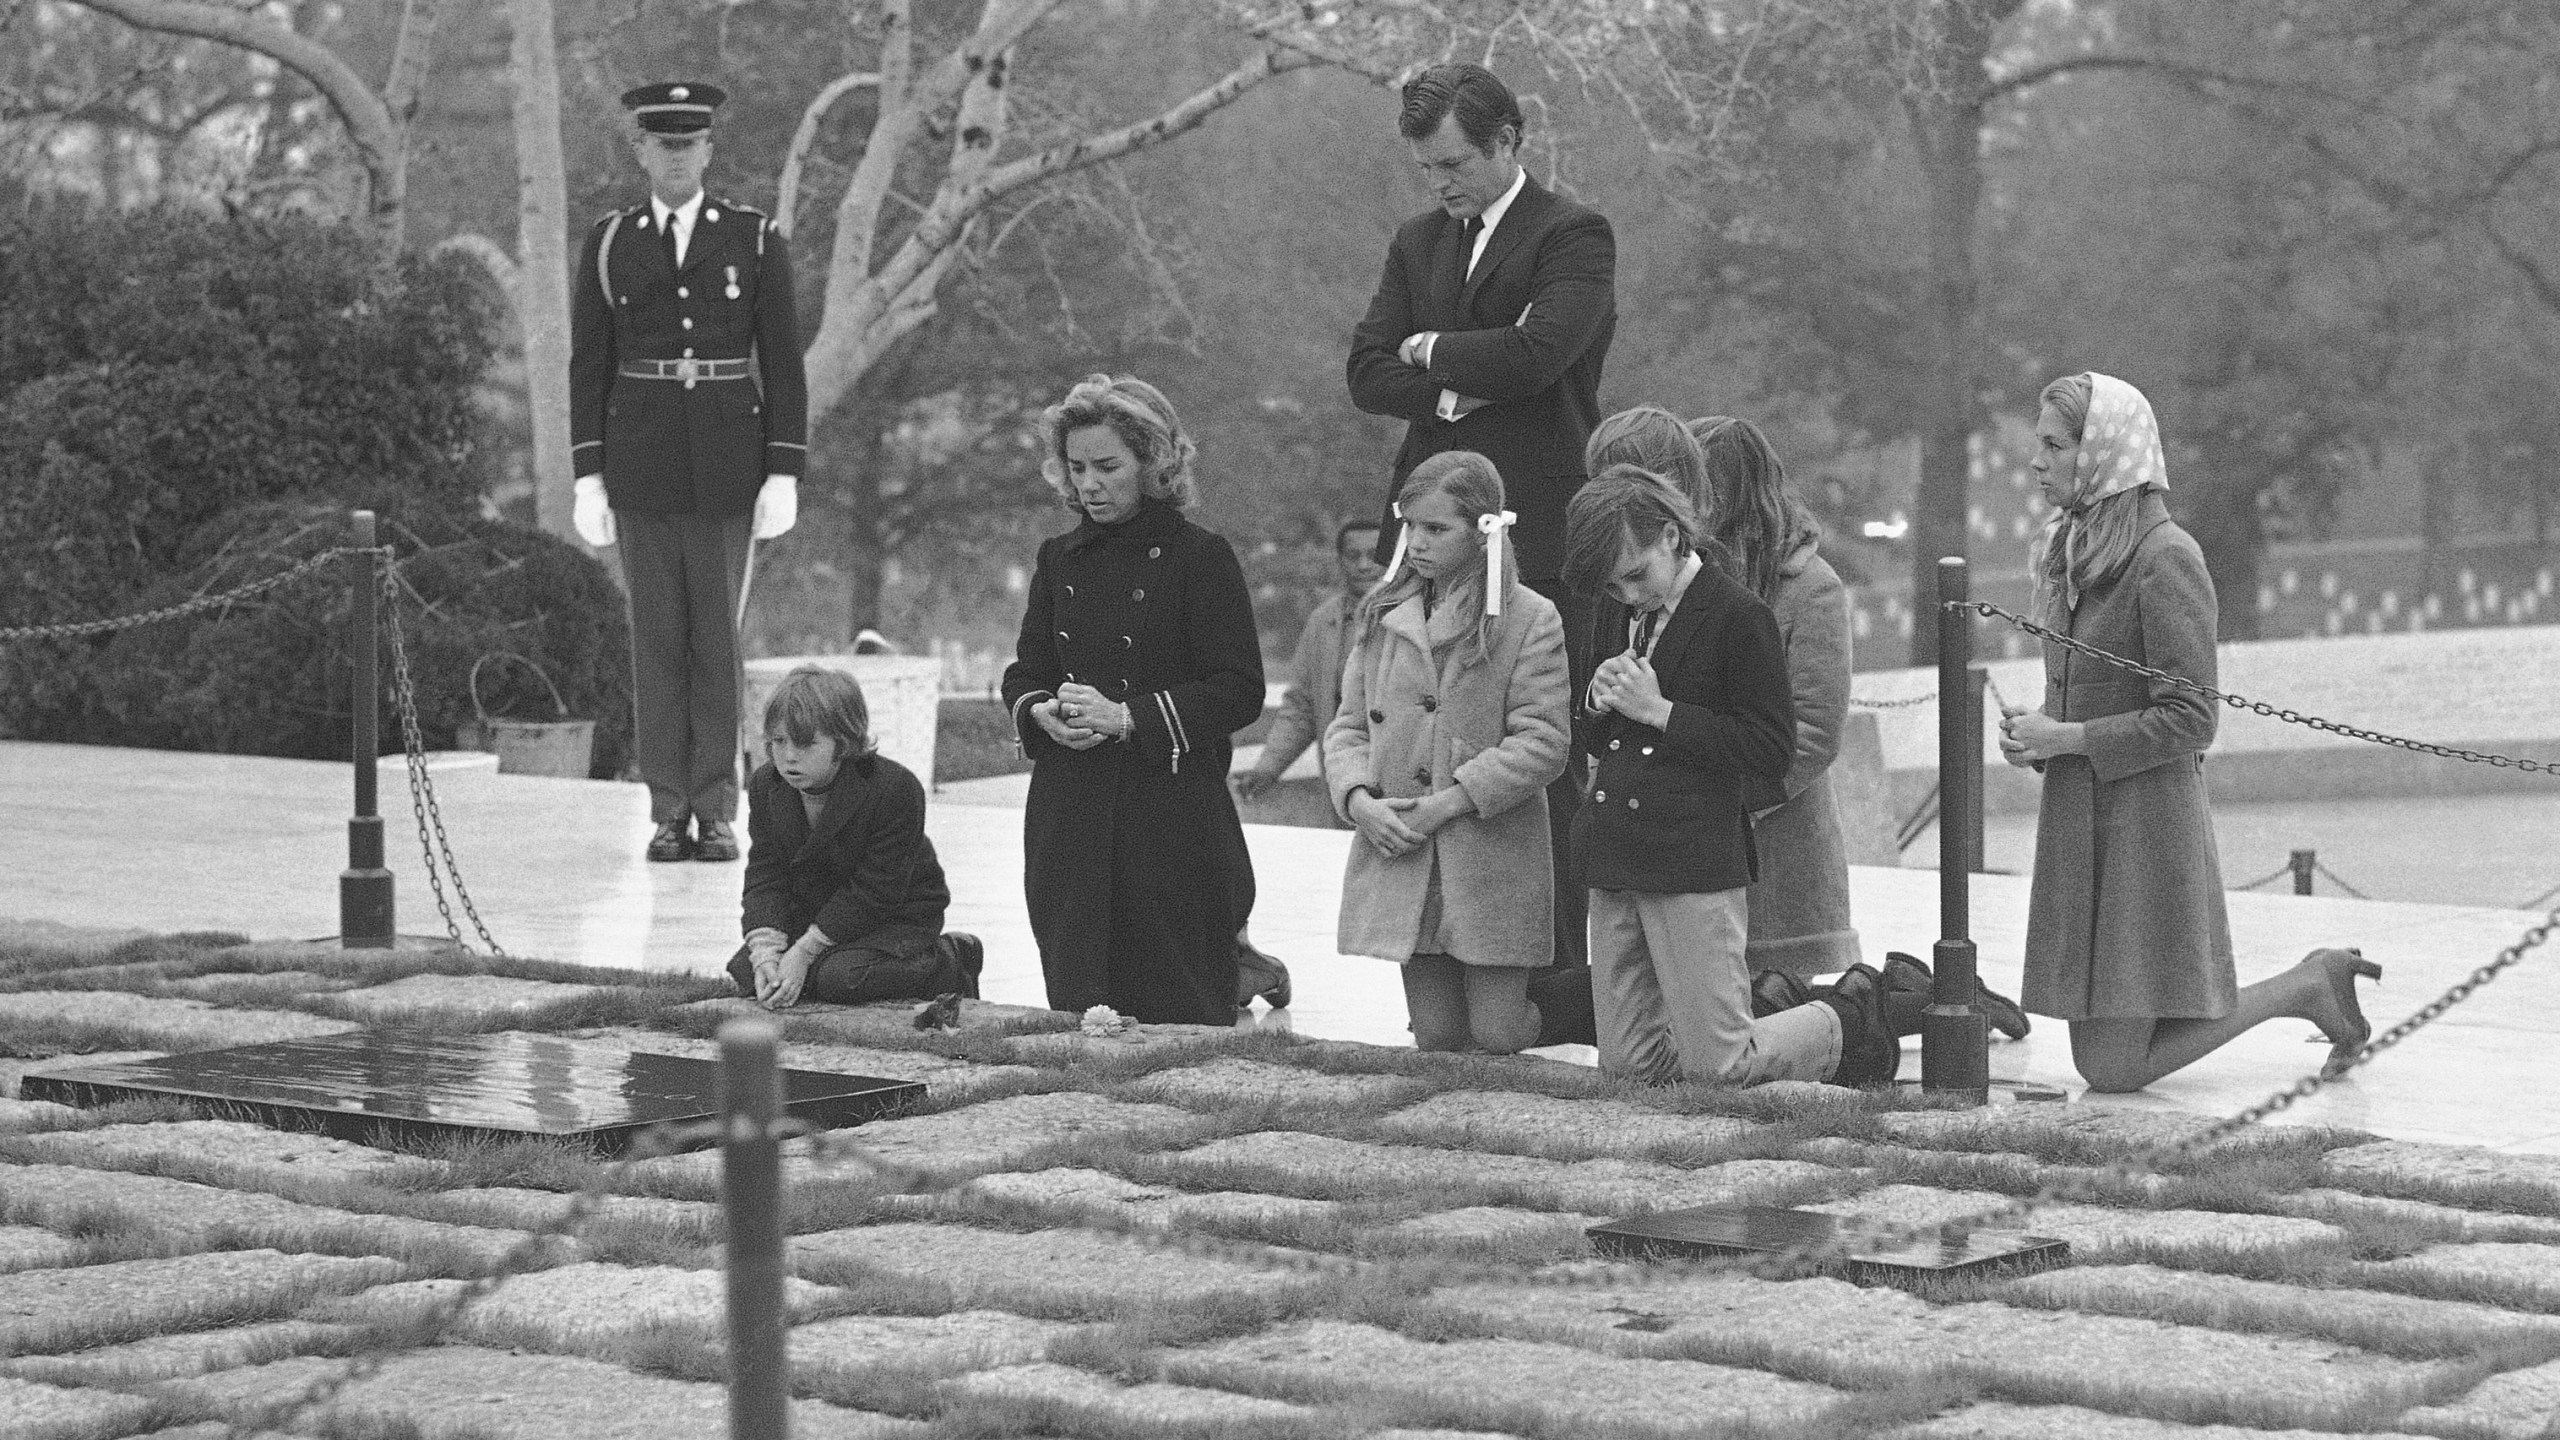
[2021,495,2236,1020]
[1325,585,1570,969]
[1258,592,1354,788]
[1745,542,1862,977]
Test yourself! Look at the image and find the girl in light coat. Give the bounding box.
[1325,450,1571,1053]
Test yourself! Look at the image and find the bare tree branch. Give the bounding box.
[60,0,409,242]
[777,69,880,239]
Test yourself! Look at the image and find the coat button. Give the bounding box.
[681,317,694,329]
[1148,547,1162,559]
[1064,584,1075,597]
[1057,630,1069,642]
[1594,790,1607,803]
[1640,745,1654,756]
[1121,635,1133,649]
[682,347,695,358]
[1369,709,1385,723]
[1608,739,1620,751]
[1420,696,1437,712]
[1132,588,1145,601]
[677,286,688,299]
[1628,796,1641,810]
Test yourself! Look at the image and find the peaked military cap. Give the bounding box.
[622,81,726,135]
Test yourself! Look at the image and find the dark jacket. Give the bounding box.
[740,754,946,955]
[569,195,808,515]
[1573,559,1794,895]
[999,500,1264,1024]
[1347,175,1615,585]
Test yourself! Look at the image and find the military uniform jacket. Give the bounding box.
[570,195,808,515]
[1572,559,1794,895]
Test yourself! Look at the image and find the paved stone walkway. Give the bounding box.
[7,938,2560,1438]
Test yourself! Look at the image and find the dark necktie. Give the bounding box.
[1456,216,1480,284]
[1633,608,1661,659]
[663,218,680,271]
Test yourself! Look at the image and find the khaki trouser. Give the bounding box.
[1589,886,1840,1086]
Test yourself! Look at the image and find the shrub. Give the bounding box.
[0,200,640,773]
[14,504,636,778]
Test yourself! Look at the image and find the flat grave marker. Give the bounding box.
[1588,1203,2068,1285]
[20,1030,922,1156]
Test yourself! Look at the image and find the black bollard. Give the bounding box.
[340,511,394,947]
[720,1016,790,1440]
[2291,849,2316,896]
[1964,664,1990,874]
[1923,557,1990,1102]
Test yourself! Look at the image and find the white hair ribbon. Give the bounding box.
[1380,501,1410,587]
[1478,509,1517,615]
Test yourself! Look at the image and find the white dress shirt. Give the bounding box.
[651,190,704,269]
[1435,166,1530,421]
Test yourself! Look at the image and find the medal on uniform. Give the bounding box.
[724,264,741,301]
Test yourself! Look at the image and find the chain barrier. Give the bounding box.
[0,546,387,642]
[377,563,507,958]
[2310,858,2371,901]
[2229,862,2298,893]
[1849,691,1938,710]
[1957,599,2560,775]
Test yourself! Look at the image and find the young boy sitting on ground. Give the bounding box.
[731,666,982,1009]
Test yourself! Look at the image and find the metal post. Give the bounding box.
[340,511,394,947]
[1964,664,1989,875]
[1924,557,1990,1102]
[2291,849,2316,896]
[720,1016,790,1440]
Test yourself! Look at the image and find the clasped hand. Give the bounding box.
[1998,706,2083,767]
[749,938,812,1009]
[1033,682,1130,751]
[1348,786,1467,858]
[1587,653,1671,730]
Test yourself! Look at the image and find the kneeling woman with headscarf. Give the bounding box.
[2001,371,2377,1093]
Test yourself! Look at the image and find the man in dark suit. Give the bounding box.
[1347,61,1616,971]
[569,81,808,863]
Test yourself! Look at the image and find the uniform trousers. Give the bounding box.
[617,509,752,825]
[1589,887,1839,1087]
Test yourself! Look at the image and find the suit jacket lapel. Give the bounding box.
[801,759,873,858]
[1646,574,1715,691]
[1460,176,1550,312]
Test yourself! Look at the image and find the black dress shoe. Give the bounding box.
[693,819,740,863]
[1819,963,1901,1088]
[646,819,694,862]
[1881,951,2031,1041]
[1235,938,1292,1010]
[1750,969,1812,1019]
[1528,964,1597,1048]
[936,932,985,1000]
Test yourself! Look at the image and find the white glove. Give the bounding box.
[572,475,616,547]
[752,475,798,540]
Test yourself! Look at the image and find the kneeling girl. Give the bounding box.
[1324,451,1570,1053]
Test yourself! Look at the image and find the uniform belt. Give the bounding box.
[618,357,752,383]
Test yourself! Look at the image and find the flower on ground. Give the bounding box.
[1081,1005,1133,1037]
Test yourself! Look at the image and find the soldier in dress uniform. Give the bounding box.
[570,80,808,862]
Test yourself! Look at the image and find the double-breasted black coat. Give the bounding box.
[1573,559,1795,896]
[569,196,807,515]
[1000,500,1264,1025]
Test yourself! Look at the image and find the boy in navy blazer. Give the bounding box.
[1563,467,1896,1087]
[730,667,980,1009]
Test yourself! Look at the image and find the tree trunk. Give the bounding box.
[1903,89,1988,665]
[2185,480,2260,641]
[507,0,575,542]
[838,371,896,639]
